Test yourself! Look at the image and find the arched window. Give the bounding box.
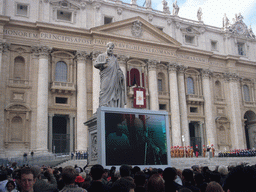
[215,81,222,98]
[55,61,67,82]
[187,77,194,94]
[158,72,165,92]
[243,85,250,102]
[130,68,140,86]
[14,56,25,79]
[11,116,23,141]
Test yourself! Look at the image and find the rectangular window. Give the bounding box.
[185,35,195,44]
[238,43,245,56]
[190,107,198,113]
[159,104,166,110]
[156,27,163,31]
[16,3,28,17]
[158,79,163,92]
[57,10,72,22]
[56,97,68,104]
[104,17,113,24]
[211,41,218,51]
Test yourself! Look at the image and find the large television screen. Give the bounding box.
[97,107,170,168]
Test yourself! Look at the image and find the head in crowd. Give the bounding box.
[90,164,104,181]
[19,167,36,192]
[209,171,221,183]
[205,181,224,192]
[218,165,228,176]
[31,166,41,179]
[6,180,16,192]
[178,188,193,192]
[120,164,131,177]
[182,169,194,184]
[134,171,146,187]
[147,174,165,192]
[223,165,256,192]
[163,167,177,182]
[111,177,136,192]
[61,166,78,185]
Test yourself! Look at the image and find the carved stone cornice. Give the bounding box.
[31,46,51,58]
[76,51,87,61]
[224,72,240,82]
[168,63,179,73]
[178,65,188,74]
[147,60,158,71]
[201,69,212,78]
[0,42,10,53]
[92,51,102,61]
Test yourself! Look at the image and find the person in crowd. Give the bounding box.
[102,169,109,185]
[110,177,136,192]
[120,165,132,181]
[217,166,228,186]
[194,173,207,192]
[146,174,164,192]
[223,165,256,192]
[181,169,200,192]
[163,167,182,192]
[134,171,146,192]
[19,167,36,192]
[87,164,110,192]
[59,166,87,192]
[75,175,85,187]
[5,180,18,192]
[205,181,223,192]
[31,166,57,192]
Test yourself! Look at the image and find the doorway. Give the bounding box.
[52,115,70,153]
[189,122,202,155]
[244,111,256,149]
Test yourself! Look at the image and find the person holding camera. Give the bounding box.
[31,166,58,192]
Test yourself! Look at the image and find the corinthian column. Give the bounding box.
[148,60,159,110]
[168,63,181,146]
[92,51,102,113]
[0,43,9,75]
[178,65,190,146]
[34,46,51,152]
[201,69,216,146]
[76,51,88,151]
[225,73,245,149]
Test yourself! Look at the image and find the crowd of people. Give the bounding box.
[218,149,256,157]
[0,161,255,192]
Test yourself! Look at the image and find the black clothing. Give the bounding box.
[87,181,110,192]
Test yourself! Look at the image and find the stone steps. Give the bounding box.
[56,159,88,168]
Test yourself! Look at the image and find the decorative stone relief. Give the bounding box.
[91,133,98,160]
[167,18,172,26]
[178,65,188,74]
[224,72,240,82]
[168,63,179,72]
[148,14,153,22]
[0,42,10,53]
[80,2,86,10]
[31,46,51,57]
[131,21,143,38]
[117,7,123,15]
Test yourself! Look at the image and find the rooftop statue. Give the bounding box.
[197,7,203,22]
[145,0,151,8]
[223,13,230,29]
[162,0,170,13]
[131,0,136,5]
[172,0,179,16]
[94,42,126,108]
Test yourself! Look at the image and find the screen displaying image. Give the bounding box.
[105,112,168,166]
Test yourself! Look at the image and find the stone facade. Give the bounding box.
[0,0,256,157]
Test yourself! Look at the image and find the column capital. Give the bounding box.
[147,60,158,71]
[201,69,212,78]
[93,2,101,10]
[32,45,51,58]
[224,72,240,82]
[92,51,103,61]
[178,65,188,74]
[0,42,10,53]
[118,55,128,67]
[76,50,88,61]
[168,63,179,72]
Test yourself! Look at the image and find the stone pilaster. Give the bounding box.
[168,63,181,146]
[178,65,190,146]
[69,114,75,153]
[201,69,216,147]
[147,60,159,111]
[33,46,51,152]
[76,51,88,151]
[93,2,101,27]
[118,55,128,108]
[225,73,245,149]
[92,51,102,113]
[0,42,9,74]
[48,113,54,152]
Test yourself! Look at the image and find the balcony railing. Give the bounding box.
[8,79,30,88]
[186,94,204,104]
[50,81,76,93]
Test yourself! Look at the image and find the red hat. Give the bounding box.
[75,176,85,183]
[191,146,193,148]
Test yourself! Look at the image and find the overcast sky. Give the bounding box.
[121,0,256,34]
